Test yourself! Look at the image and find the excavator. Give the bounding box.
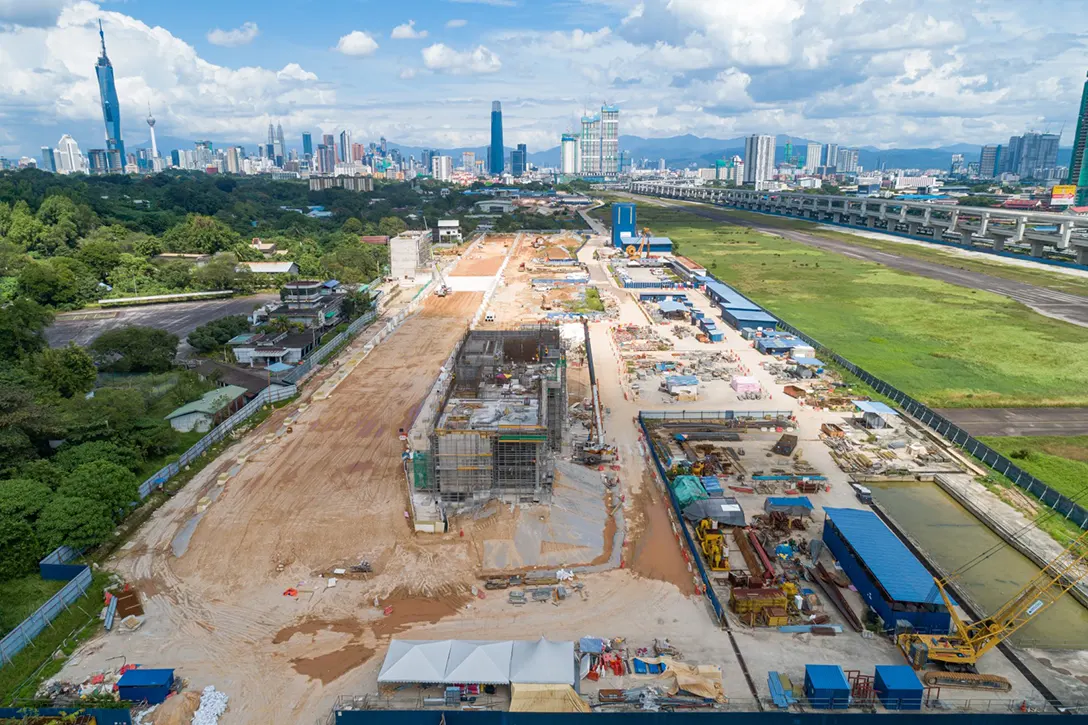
[624,227,653,259]
[898,526,1088,690]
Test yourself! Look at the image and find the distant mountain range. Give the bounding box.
[130,133,1073,173]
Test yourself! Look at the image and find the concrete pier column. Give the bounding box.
[1030,241,1047,258]
[906,222,919,236]
[992,237,1005,252]
[1013,217,1026,243]
[978,212,990,237]
[1076,246,1088,266]
[1060,222,1073,249]
[923,208,932,226]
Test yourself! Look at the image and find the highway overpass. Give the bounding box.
[628,182,1088,267]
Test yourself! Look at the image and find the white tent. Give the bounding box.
[444,640,513,684]
[378,640,452,683]
[509,637,575,685]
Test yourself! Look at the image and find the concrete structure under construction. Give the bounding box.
[390,229,433,284]
[422,328,566,507]
[629,181,1088,265]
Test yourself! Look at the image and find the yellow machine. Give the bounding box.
[624,227,653,258]
[695,519,730,571]
[898,528,1088,689]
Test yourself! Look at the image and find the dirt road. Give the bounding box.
[934,407,1088,437]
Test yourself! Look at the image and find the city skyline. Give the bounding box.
[3,1,1088,159]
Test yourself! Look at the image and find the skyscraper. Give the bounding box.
[1011,132,1059,178]
[94,20,125,173]
[55,135,85,174]
[1070,72,1088,198]
[339,130,352,164]
[600,105,619,177]
[302,132,313,159]
[979,144,1000,178]
[560,134,579,174]
[432,155,453,181]
[743,135,775,185]
[804,142,821,173]
[40,147,57,173]
[275,123,285,166]
[579,114,601,176]
[824,143,839,170]
[1002,135,1023,175]
[511,144,527,176]
[489,101,504,175]
[146,104,159,159]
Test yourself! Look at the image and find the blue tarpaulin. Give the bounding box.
[579,637,604,654]
[633,658,667,675]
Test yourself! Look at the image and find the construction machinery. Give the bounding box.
[432,261,451,297]
[898,527,1088,691]
[624,227,652,259]
[695,519,730,571]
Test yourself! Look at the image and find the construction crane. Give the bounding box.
[899,527,1088,690]
[624,227,652,259]
[432,260,451,297]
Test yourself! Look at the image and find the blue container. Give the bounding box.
[874,665,923,711]
[117,668,175,705]
[804,664,851,709]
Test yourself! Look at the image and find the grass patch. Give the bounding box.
[567,287,605,314]
[0,572,111,706]
[620,201,1088,409]
[978,435,1088,502]
[0,577,67,638]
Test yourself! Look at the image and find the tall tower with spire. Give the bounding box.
[146,103,158,159]
[95,20,126,172]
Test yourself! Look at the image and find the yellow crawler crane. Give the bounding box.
[624,227,652,258]
[898,528,1088,691]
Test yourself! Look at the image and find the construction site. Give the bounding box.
[29,218,1088,724]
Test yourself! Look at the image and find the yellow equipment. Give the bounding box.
[691,461,706,476]
[694,519,729,571]
[898,528,1088,682]
[624,227,653,258]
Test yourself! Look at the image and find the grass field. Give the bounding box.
[1,576,66,638]
[619,202,1088,408]
[979,436,1088,502]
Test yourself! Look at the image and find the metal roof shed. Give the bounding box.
[510,638,575,685]
[873,665,924,711]
[853,400,899,429]
[764,497,813,517]
[117,668,175,705]
[803,665,851,709]
[721,308,778,330]
[682,497,745,527]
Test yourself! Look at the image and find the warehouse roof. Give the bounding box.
[823,508,944,605]
[658,300,687,314]
[724,309,777,323]
[792,356,824,367]
[854,401,899,416]
[665,374,699,386]
[164,385,247,420]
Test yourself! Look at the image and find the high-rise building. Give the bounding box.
[339,130,352,163]
[94,20,125,173]
[836,148,858,173]
[560,134,578,174]
[275,123,286,166]
[55,135,85,174]
[422,149,436,172]
[40,147,57,173]
[743,135,775,185]
[489,101,504,174]
[380,137,388,155]
[432,155,453,181]
[949,153,965,176]
[979,144,1000,178]
[580,114,602,176]
[226,146,241,174]
[170,149,181,168]
[1070,72,1088,199]
[600,105,619,177]
[658,158,666,171]
[1002,135,1023,175]
[804,142,821,173]
[461,151,475,171]
[511,143,527,176]
[302,132,313,159]
[1014,132,1059,179]
[824,143,839,169]
[87,148,109,174]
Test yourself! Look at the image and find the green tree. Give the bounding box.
[36,344,98,398]
[157,260,193,290]
[341,217,365,234]
[15,459,65,488]
[187,314,252,354]
[90,326,179,373]
[0,240,30,276]
[4,200,46,251]
[106,253,157,298]
[192,252,242,291]
[64,387,149,442]
[54,440,143,473]
[36,495,114,550]
[340,288,372,320]
[260,317,304,334]
[377,216,407,237]
[76,238,123,281]
[163,214,241,254]
[0,478,53,520]
[0,517,41,579]
[18,258,97,308]
[132,235,165,258]
[59,461,138,521]
[0,298,53,362]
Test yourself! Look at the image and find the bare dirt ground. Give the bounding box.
[449,236,513,277]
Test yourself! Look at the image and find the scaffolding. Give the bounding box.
[427,327,566,507]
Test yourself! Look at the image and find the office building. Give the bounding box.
[560,134,578,174]
[576,105,621,178]
[804,143,821,174]
[302,133,313,159]
[40,147,57,173]
[1014,132,1059,179]
[461,151,476,172]
[54,135,85,174]
[743,134,775,185]
[88,149,109,174]
[511,144,527,176]
[824,143,839,169]
[658,158,666,171]
[489,101,504,175]
[836,148,859,174]
[275,123,285,166]
[1070,72,1088,197]
[979,144,1000,178]
[94,21,125,172]
[600,105,619,176]
[339,130,352,163]
[580,114,602,175]
[432,155,453,181]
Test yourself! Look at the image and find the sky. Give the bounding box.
[1,0,1087,158]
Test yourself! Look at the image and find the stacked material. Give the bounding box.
[730,376,760,394]
[192,686,229,725]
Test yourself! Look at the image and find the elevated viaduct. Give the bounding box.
[628,181,1088,267]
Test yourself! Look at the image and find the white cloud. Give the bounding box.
[446,19,467,28]
[448,0,515,6]
[335,30,379,57]
[547,27,611,51]
[0,0,70,27]
[391,20,427,40]
[206,21,259,47]
[399,67,418,79]
[421,43,501,74]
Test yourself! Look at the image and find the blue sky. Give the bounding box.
[2,0,1088,158]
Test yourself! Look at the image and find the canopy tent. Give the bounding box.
[445,640,514,685]
[509,684,591,713]
[378,640,452,684]
[682,498,745,527]
[510,637,576,685]
[764,496,814,517]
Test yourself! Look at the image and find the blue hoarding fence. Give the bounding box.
[1,547,93,665]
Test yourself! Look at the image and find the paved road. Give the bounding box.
[934,408,1088,437]
[621,193,1088,329]
[46,293,278,358]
